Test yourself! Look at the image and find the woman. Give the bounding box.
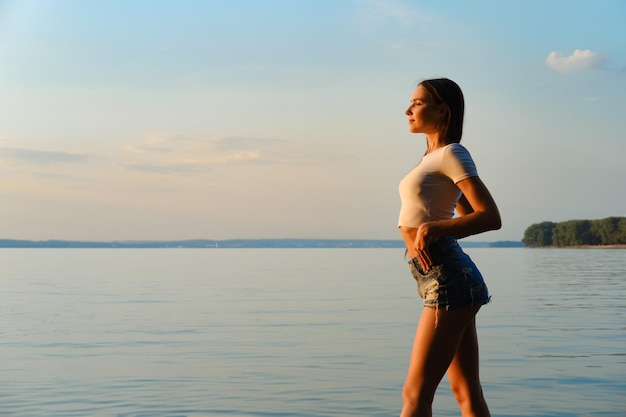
[398,78,501,417]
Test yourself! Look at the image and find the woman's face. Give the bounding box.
[405,84,443,135]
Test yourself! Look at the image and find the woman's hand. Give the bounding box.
[414,222,435,271]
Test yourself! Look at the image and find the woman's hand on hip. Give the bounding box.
[414,222,435,271]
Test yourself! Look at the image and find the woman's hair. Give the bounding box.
[419,78,465,143]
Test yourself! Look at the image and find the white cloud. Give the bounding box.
[545,49,605,74]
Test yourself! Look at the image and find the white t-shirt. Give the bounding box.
[398,143,478,228]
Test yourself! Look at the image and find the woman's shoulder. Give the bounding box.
[442,142,473,159]
[444,142,469,152]
[440,142,478,177]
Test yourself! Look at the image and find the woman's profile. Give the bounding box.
[397,78,501,417]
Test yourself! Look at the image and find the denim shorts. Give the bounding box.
[408,236,490,310]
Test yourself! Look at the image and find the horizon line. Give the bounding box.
[0,238,523,249]
[0,237,522,242]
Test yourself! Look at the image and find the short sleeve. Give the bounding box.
[441,143,478,183]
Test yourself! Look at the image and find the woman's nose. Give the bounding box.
[405,106,412,115]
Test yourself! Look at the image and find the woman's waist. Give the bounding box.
[398,226,457,246]
[397,210,455,230]
[399,227,419,258]
[398,225,418,239]
[399,227,460,261]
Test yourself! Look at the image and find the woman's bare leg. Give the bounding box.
[447,315,490,417]
[400,306,480,417]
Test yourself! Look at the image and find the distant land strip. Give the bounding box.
[0,239,522,248]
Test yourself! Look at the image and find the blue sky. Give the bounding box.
[1,0,625,241]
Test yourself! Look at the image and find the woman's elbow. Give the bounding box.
[490,212,502,231]
[478,208,501,231]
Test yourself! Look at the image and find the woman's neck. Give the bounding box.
[425,134,448,154]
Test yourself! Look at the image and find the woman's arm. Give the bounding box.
[413,176,501,269]
[455,193,474,217]
[447,176,501,238]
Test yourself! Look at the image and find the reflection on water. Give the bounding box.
[1,248,625,416]
[474,248,626,417]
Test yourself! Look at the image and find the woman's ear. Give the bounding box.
[436,104,448,124]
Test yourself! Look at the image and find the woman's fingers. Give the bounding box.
[417,249,432,271]
[414,222,434,271]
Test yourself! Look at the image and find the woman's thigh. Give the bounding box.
[446,315,483,391]
[404,306,480,394]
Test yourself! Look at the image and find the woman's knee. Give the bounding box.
[449,379,469,405]
[402,380,436,409]
[449,379,485,409]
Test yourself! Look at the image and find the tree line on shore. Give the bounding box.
[522,217,626,247]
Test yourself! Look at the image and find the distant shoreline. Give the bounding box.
[523,245,626,249]
[545,244,626,249]
[0,239,523,249]
[12,239,625,249]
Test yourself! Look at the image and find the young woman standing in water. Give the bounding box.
[398,78,501,417]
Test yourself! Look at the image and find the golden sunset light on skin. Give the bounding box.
[397,78,500,416]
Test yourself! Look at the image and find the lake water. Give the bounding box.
[1,248,625,417]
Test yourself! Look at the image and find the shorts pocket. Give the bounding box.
[462,266,490,304]
[408,259,443,301]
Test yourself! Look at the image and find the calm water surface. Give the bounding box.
[1,248,625,416]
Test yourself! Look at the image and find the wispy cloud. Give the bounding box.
[0,147,92,165]
[118,162,212,174]
[545,49,605,74]
[352,0,448,53]
[583,96,600,103]
[120,134,302,174]
[355,0,433,30]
